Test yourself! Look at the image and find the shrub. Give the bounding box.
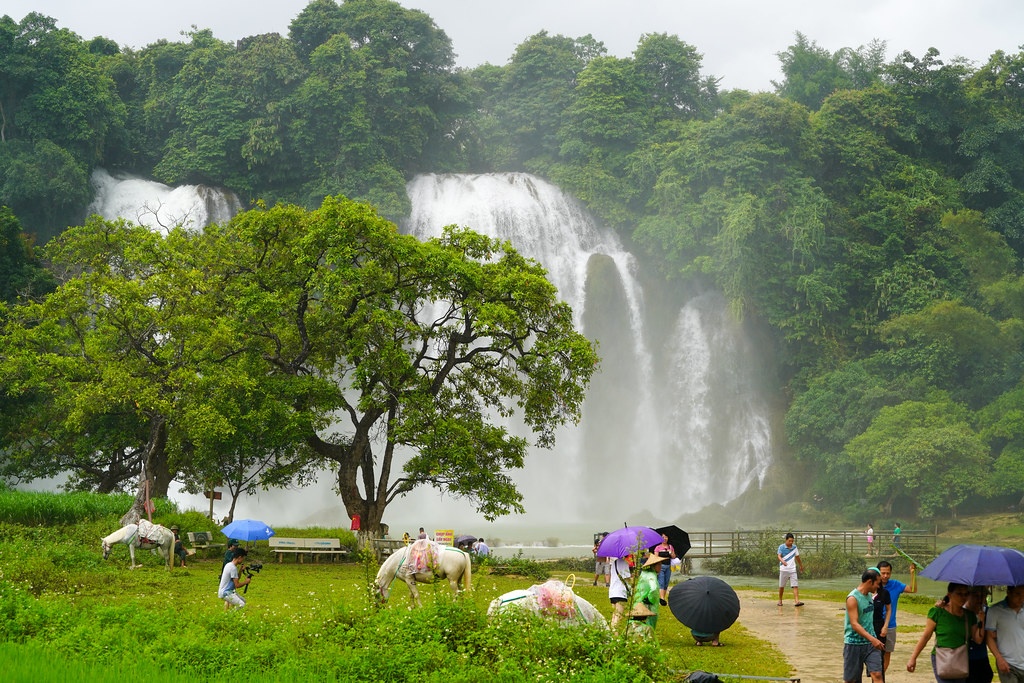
[801,542,864,579]
[704,528,782,576]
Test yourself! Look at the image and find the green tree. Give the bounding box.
[205,196,599,535]
[489,31,604,172]
[0,12,125,240]
[976,386,1024,500]
[632,32,719,123]
[845,396,988,517]
[773,33,886,110]
[0,206,55,303]
[879,300,1015,408]
[288,0,347,62]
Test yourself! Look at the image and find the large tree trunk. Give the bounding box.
[119,415,168,526]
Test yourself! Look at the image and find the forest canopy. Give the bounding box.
[3,1,1024,521]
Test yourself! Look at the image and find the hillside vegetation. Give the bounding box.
[3,1,1024,526]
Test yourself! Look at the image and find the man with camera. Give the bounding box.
[218,547,251,610]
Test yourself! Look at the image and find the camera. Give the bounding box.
[241,561,263,593]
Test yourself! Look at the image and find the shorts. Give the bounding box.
[843,642,882,682]
[610,597,627,604]
[884,628,897,653]
[995,663,1024,683]
[595,560,608,574]
[779,570,798,588]
[220,590,246,608]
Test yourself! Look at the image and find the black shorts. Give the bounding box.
[610,597,627,604]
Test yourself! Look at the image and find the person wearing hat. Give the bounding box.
[636,554,669,629]
[223,539,241,567]
[170,525,187,568]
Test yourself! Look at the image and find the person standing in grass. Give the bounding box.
[609,555,631,629]
[593,533,610,587]
[218,548,251,611]
[777,533,804,607]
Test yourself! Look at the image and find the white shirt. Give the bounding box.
[218,561,239,597]
[778,543,800,571]
[608,558,631,600]
[987,600,1024,669]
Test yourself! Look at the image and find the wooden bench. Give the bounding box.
[268,537,348,563]
[187,531,225,556]
[371,538,406,562]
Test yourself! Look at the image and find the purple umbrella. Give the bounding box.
[596,526,663,558]
[921,544,1024,586]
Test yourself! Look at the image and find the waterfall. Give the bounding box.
[403,173,774,523]
[88,170,775,528]
[87,169,241,233]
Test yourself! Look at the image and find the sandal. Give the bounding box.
[777,601,783,606]
[794,602,805,607]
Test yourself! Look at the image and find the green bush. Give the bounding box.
[801,542,865,579]
[704,528,783,576]
[483,550,552,581]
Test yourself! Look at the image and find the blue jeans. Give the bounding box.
[658,563,672,590]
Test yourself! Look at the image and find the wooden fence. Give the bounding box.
[685,529,936,559]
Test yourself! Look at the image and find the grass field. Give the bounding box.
[0,505,792,682]
[8,490,1018,682]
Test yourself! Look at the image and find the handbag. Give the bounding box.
[935,644,968,679]
[934,612,970,679]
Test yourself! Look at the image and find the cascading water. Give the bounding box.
[88,169,774,528]
[87,169,241,233]
[403,173,774,523]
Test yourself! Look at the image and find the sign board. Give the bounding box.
[433,529,454,546]
[204,490,223,500]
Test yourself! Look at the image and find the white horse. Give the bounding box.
[101,521,174,569]
[374,540,472,607]
[487,580,608,629]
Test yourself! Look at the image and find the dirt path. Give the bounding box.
[734,590,931,683]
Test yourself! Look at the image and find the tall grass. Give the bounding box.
[0,489,138,525]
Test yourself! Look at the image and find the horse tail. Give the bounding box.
[462,550,472,592]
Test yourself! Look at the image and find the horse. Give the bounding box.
[374,540,472,607]
[101,520,174,570]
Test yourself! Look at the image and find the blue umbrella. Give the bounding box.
[920,544,1024,586]
[221,519,276,542]
[596,525,663,558]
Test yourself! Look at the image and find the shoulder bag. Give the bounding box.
[934,611,969,679]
